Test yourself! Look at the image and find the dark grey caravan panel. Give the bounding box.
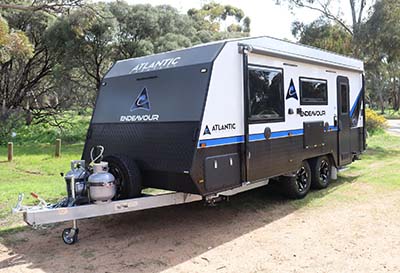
[105,42,225,78]
[92,64,212,123]
[83,42,225,195]
[92,42,225,124]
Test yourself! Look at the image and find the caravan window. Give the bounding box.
[300,78,328,105]
[248,65,284,122]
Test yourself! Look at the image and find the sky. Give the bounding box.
[105,0,328,40]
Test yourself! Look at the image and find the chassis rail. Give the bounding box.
[15,178,271,244]
[22,192,202,226]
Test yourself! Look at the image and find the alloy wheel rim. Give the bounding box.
[296,166,308,192]
[319,160,330,184]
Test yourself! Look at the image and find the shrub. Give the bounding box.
[365,108,387,134]
[1,111,91,145]
[0,108,25,144]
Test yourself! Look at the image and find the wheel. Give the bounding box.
[282,160,312,199]
[103,155,142,199]
[310,156,332,189]
[62,228,79,245]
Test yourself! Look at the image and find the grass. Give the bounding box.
[0,143,83,229]
[380,109,400,120]
[0,132,400,232]
[292,132,400,208]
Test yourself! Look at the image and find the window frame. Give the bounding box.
[299,77,328,106]
[247,64,285,124]
[340,83,349,114]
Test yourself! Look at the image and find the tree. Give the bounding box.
[275,0,372,55]
[0,15,33,64]
[0,0,252,140]
[291,18,353,55]
[0,0,84,13]
[0,9,61,141]
[188,2,250,42]
[0,8,59,120]
[108,2,198,59]
[361,0,400,111]
[0,15,35,139]
[47,5,117,92]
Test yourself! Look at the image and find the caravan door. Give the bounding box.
[337,76,352,165]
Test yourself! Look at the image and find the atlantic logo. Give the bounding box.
[203,123,236,135]
[286,79,298,100]
[131,87,150,111]
[130,57,181,74]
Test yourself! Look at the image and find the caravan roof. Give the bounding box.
[105,36,363,79]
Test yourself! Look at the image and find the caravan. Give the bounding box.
[84,36,365,199]
[17,36,366,244]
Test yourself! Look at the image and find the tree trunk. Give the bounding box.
[394,77,400,111]
[378,90,385,114]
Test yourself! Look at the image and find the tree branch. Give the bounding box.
[0,1,83,13]
[294,1,353,36]
[288,0,354,35]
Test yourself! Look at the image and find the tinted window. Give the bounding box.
[248,66,284,121]
[300,78,328,105]
[340,84,348,113]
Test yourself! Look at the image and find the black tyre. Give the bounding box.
[103,155,142,199]
[310,156,331,189]
[282,160,312,199]
[62,228,79,245]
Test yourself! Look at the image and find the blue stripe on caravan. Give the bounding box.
[329,125,338,131]
[350,90,363,117]
[198,135,244,147]
[198,126,339,148]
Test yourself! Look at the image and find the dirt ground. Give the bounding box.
[387,119,400,135]
[1,182,400,273]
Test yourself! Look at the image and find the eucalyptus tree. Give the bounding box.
[275,0,373,56]
[188,2,250,43]
[361,0,400,111]
[291,18,353,55]
[0,0,84,13]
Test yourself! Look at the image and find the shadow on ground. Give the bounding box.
[0,174,358,273]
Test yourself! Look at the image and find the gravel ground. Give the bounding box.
[1,182,399,273]
[387,119,400,135]
[1,120,399,273]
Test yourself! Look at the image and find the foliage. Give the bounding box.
[0,108,25,144]
[361,0,400,111]
[0,16,33,63]
[0,6,62,131]
[0,0,251,138]
[0,0,84,13]
[282,0,400,113]
[291,18,353,55]
[382,109,400,120]
[365,108,387,134]
[108,3,196,58]
[46,4,117,91]
[188,2,250,34]
[275,0,371,43]
[0,111,90,145]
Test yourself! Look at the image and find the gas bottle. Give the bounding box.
[88,162,116,204]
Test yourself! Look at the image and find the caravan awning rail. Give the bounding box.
[238,43,364,73]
